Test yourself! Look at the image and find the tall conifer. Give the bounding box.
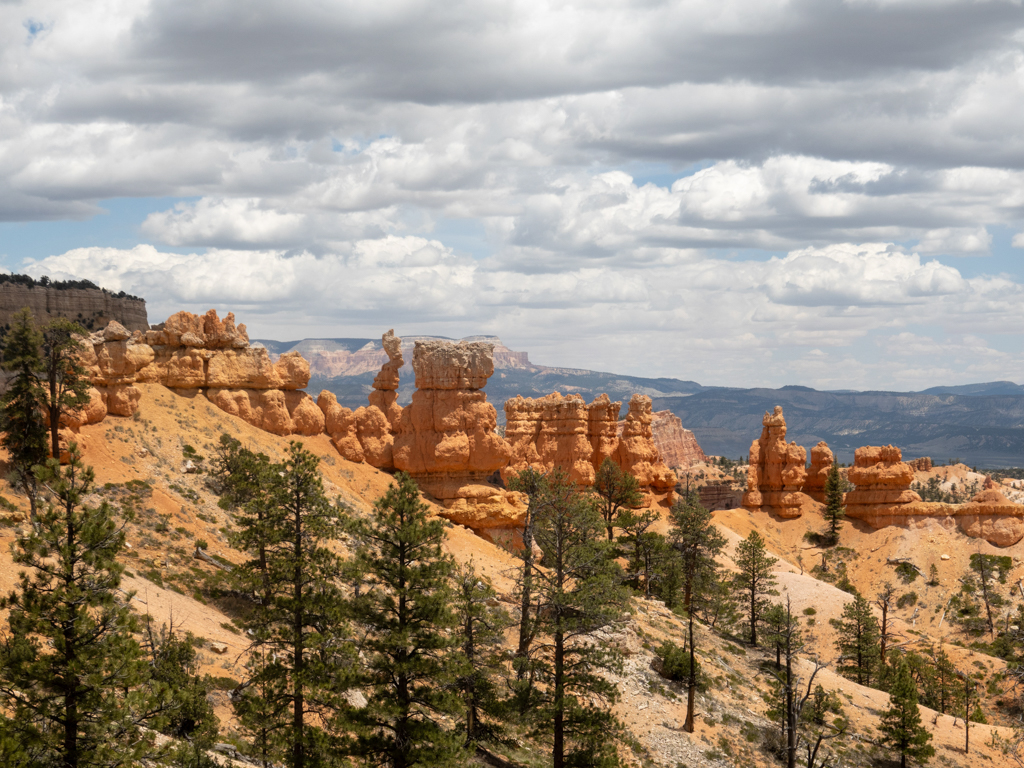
[831,593,881,686]
[879,656,934,768]
[347,472,466,768]
[668,495,725,732]
[530,477,627,768]
[733,530,778,645]
[452,562,509,747]
[0,309,47,526]
[232,442,353,768]
[39,318,91,462]
[592,457,643,541]
[822,463,845,545]
[0,447,160,768]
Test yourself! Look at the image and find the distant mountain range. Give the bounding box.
[254,336,1024,468]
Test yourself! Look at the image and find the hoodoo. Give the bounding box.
[392,338,526,547]
[502,392,677,504]
[844,444,1024,546]
[803,441,835,503]
[734,405,1024,547]
[741,406,813,518]
[319,329,404,467]
[80,309,322,436]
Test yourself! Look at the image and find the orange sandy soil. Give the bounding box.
[0,383,1019,766]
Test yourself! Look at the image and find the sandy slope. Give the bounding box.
[0,383,1020,766]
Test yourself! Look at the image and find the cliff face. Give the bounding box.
[0,281,148,332]
[650,410,707,468]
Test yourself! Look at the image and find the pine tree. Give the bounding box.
[40,318,91,462]
[234,645,290,768]
[348,472,466,768]
[969,553,1006,635]
[215,435,279,591]
[505,467,576,711]
[927,647,962,716]
[0,309,47,527]
[233,442,353,768]
[592,457,643,541]
[830,593,881,686]
[452,562,510,747]
[668,495,725,732]
[615,507,662,597]
[142,621,220,768]
[0,446,161,768]
[875,582,897,666]
[530,477,628,768]
[733,530,778,645]
[879,657,934,768]
[822,463,845,545]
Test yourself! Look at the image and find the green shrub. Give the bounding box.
[895,562,919,584]
[896,591,918,609]
[656,641,708,692]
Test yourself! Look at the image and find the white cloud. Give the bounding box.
[24,240,1024,389]
[3,0,1024,390]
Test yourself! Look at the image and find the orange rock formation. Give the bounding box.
[503,392,598,485]
[81,310,322,436]
[840,444,1024,547]
[803,441,834,503]
[615,395,678,502]
[393,339,511,493]
[650,410,707,468]
[741,406,813,518]
[318,330,405,467]
[502,392,677,504]
[387,339,524,542]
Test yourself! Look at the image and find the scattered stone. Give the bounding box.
[183,460,197,474]
[209,642,229,655]
[941,554,950,560]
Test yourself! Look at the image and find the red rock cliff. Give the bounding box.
[650,410,707,468]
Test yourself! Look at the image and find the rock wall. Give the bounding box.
[843,444,1024,546]
[699,482,743,511]
[650,409,707,468]
[741,406,813,519]
[0,280,148,332]
[502,392,677,503]
[80,311,322,436]
[503,392,598,485]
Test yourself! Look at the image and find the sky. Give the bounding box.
[2,0,1024,390]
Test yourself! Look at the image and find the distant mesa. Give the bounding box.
[0,273,147,333]
[739,405,1024,546]
[254,334,534,379]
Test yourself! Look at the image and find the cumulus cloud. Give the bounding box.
[3,0,1024,388]
[24,240,1024,389]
